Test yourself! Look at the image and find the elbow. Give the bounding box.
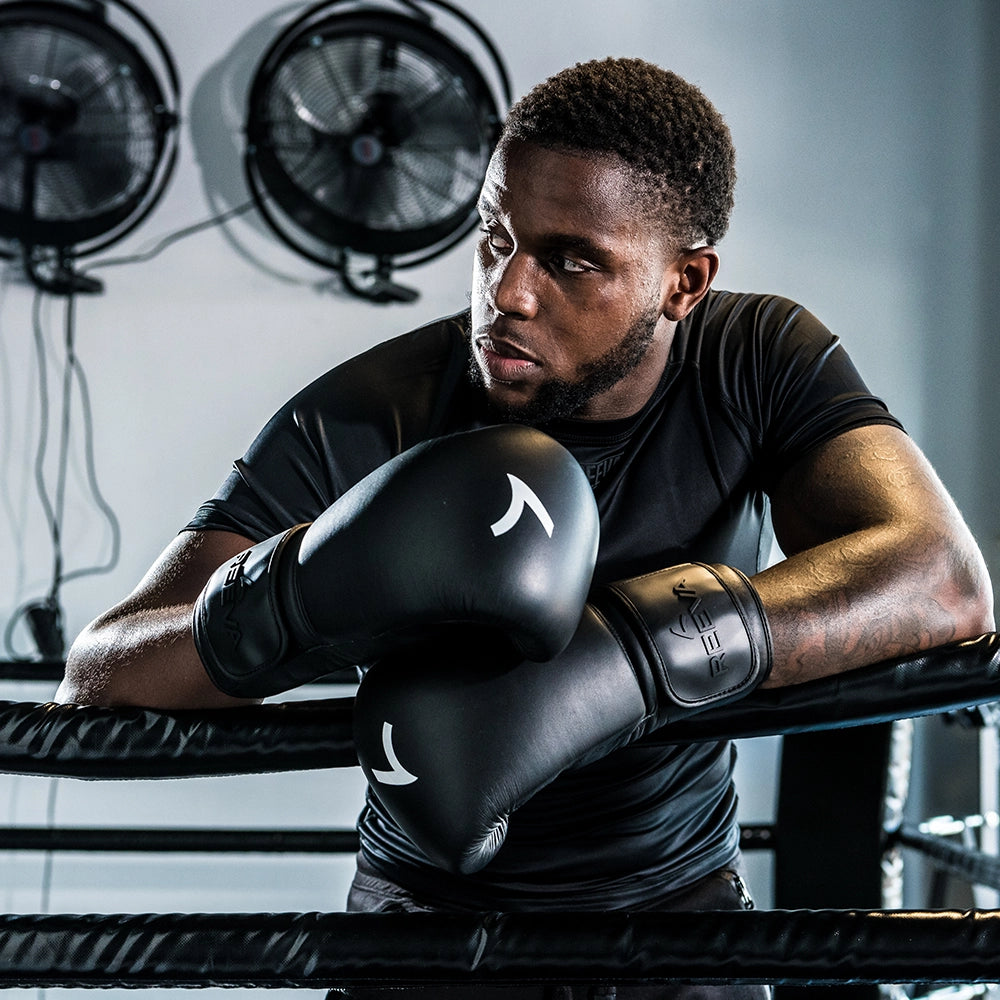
[56,625,111,706]
[964,579,995,641]
[58,611,149,707]
[948,542,995,640]
[896,522,995,651]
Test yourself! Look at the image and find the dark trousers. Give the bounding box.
[330,857,771,1000]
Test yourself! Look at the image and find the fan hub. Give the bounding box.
[16,77,79,150]
[350,133,385,167]
[18,122,52,155]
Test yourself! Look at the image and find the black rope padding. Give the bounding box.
[0,826,360,854]
[893,823,1000,892]
[649,631,1000,744]
[0,699,356,778]
[2,909,1000,988]
[0,633,995,779]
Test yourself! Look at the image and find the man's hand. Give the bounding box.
[353,561,772,874]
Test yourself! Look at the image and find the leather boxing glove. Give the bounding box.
[193,424,599,698]
[353,562,772,874]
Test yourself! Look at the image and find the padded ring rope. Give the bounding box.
[3,909,1000,988]
[0,697,357,777]
[0,635,995,779]
[2,638,998,990]
[893,822,1000,892]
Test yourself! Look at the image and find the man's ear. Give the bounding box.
[661,247,720,321]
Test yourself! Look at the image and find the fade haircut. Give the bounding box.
[499,57,736,248]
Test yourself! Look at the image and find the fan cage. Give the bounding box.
[244,0,507,273]
[0,0,179,260]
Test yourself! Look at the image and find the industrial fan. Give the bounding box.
[244,0,510,303]
[0,0,180,294]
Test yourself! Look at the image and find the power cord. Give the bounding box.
[3,287,121,661]
[3,200,257,661]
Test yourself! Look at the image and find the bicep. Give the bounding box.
[770,424,960,557]
[127,529,258,609]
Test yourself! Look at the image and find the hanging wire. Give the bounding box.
[2,200,260,661]
[55,294,121,589]
[31,288,56,564]
[77,198,257,278]
[51,294,74,599]
[2,290,62,660]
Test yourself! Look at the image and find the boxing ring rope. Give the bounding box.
[0,633,995,779]
[0,696,357,778]
[3,909,1000,988]
[892,823,1000,894]
[0,632,998,989]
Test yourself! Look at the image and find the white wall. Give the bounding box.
[0,1,995,994]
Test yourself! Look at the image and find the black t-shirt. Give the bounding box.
[187,289,902,910]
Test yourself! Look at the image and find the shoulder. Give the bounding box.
[680,289,835,362]
[675,289,858,412]
[258,308,479,461]
[298,310,468,407]
[278,310,473,446]
[347,310,469,373]
[192,311,477,535]
[670,287,899,452]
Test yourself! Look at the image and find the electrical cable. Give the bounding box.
[30,288,56,559]
[55,295,121,589]
[51,293,74,601]
[3,289,65,660]
[77,199,257,278]
[2,200,261,661]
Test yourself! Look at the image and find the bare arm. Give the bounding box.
[754,424,994,687]
[56,529,259,709]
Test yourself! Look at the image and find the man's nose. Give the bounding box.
[492,252,539,319]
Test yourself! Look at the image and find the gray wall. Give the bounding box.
[0,2,995,993]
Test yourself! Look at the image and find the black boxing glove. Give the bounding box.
[354,562,772,874]
[193,424,599,698]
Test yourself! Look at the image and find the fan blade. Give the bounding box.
[277,35,383,138]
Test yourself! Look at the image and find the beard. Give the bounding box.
[468,301,662,425]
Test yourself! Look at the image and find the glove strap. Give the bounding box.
[192,525,308,696]
[597,562,773,715]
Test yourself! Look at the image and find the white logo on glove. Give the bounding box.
[490,474,554,538]
[371,722,418,786]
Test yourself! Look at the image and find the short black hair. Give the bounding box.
[499,57,736,246]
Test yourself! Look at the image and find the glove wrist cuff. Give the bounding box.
[192,525,309,697]
[597,562,773,714]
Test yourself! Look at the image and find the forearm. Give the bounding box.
[753,522,994,687]
[56,530,261,710]
[57,604,254,709]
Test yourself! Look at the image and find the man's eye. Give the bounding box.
[549,254,597,275]
[480,227,512,252]
[553,256,589,274]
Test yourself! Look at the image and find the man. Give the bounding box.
[57,58,993,998]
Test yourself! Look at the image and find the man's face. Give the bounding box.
[469,141,676,424]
